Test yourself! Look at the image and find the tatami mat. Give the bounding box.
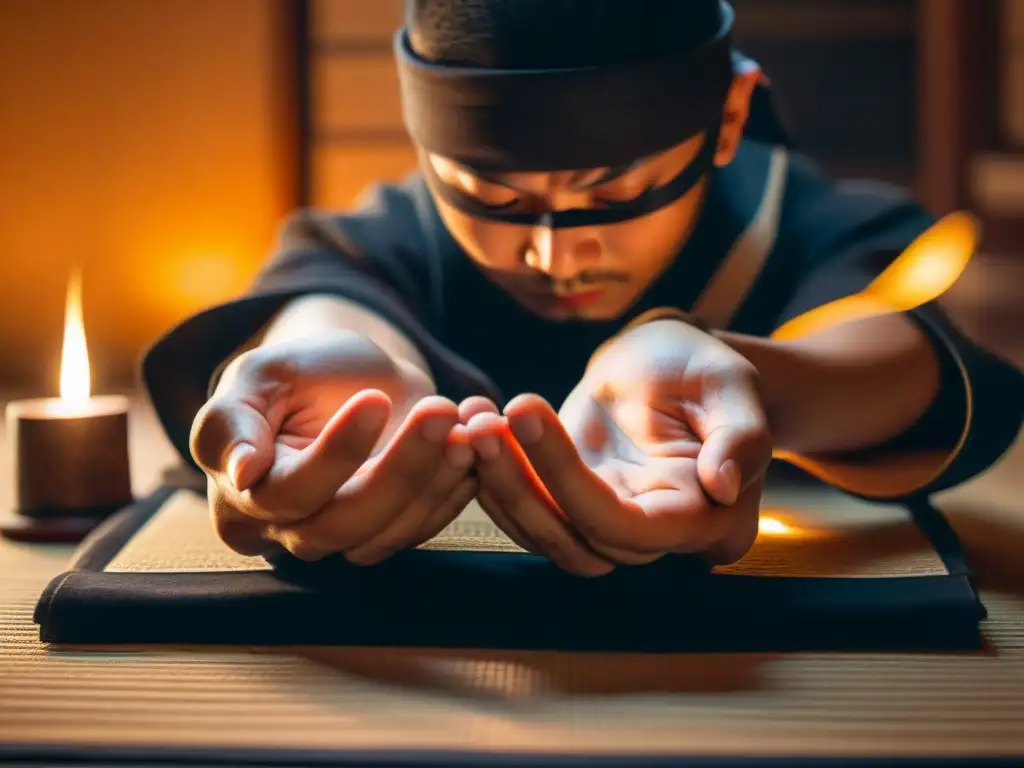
[3,523,1024,758]
[102,488,948,578]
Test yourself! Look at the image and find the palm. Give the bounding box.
[558,383,704,505]
[474,321,770,571]
[271,366,434,474]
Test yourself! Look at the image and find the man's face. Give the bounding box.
[425,132,709,322]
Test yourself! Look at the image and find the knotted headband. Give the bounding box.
[394,1,738,227]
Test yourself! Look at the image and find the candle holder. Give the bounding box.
[1,270,136,543]
[1,395,133,543]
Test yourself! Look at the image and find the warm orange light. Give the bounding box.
[150,253,247,315]
[868,210,978,310]
[59,269,91,404]
[771,211,979,342]
[758,516,794,536]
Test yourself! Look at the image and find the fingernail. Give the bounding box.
[510,412,543,444]
[356,401,389,434]
[717,460,741,505]
[227,443,256,490]
[420,414,452,444]
[445,442,474,469]
[472,434,501,460]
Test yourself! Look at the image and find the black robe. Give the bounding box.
[141,134,1024,502]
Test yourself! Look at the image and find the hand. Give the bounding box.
[462,319,772,575]
[189,331,476,564]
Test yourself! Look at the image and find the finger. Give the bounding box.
[467,411,614,577]
[191,393,277,492]
[476,488,542,554]
[459,396,500,424]
[240,389,393,523]
[344,427,475,565]
[584,538,666,565]
[590,456,737,556]
[580,465,665,564]
[700,477,763,565]
[507,394,739,553]
[273,396,460,552]
[503,394,657,549]
[407,476,480,549]
[208,482,278,557]
[692,376,772,505]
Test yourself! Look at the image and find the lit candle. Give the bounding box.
[1,271,132,543]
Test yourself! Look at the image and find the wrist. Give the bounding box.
[716,315,943,456]
[589,307,709,372]
[712,331,814,453]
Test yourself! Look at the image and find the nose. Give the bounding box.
[524,224,602,282]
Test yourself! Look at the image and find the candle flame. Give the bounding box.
[771,211,979,342]
[59,269,91,403]
[758,516,793,536]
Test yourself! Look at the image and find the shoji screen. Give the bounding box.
[306,0,412,208]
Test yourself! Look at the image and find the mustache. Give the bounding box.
[495,270,632,293]
[572,271,632,286]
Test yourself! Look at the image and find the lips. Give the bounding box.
[553,289,604,310]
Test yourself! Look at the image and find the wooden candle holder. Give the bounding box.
[1,395,133,543]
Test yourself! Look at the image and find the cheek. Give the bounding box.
[436,202,525,269]
[601,199,697,273]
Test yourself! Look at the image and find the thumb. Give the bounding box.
[693,379,772,506]
[190,387,277,494]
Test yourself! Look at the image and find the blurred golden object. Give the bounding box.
[771,211,980,342]
[757,515,795,536]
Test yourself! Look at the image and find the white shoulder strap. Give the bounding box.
[690,148,789,329]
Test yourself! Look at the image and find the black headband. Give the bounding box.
[394,2,737,172]
[420,120,722,229]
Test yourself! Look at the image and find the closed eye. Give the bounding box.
[593,180,659,207]
[475,197,522,212]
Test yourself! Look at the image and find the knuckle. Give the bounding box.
[529,526,570,558]
[697,355,759,394]
[210,496,268,556]
[189,401,226,472]
[344,547,392,567]
[285,535,329,563]
[575,558,617,577]
[242,486,307,523]
[707,516,759,565]
[234,346,288,385]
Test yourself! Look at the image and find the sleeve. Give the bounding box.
[139,181,492,471]
[767,155,1024,501]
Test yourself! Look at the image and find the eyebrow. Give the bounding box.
[467,158,649,194]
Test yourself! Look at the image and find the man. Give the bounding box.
[145,0,1024,576]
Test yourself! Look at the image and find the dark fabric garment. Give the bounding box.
[35,484,985,652]
[141,138,1024,501]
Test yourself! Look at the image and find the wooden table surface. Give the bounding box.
[2,388,1024,764]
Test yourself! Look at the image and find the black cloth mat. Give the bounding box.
[4,745,1023,768]
[34,481,987,652]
